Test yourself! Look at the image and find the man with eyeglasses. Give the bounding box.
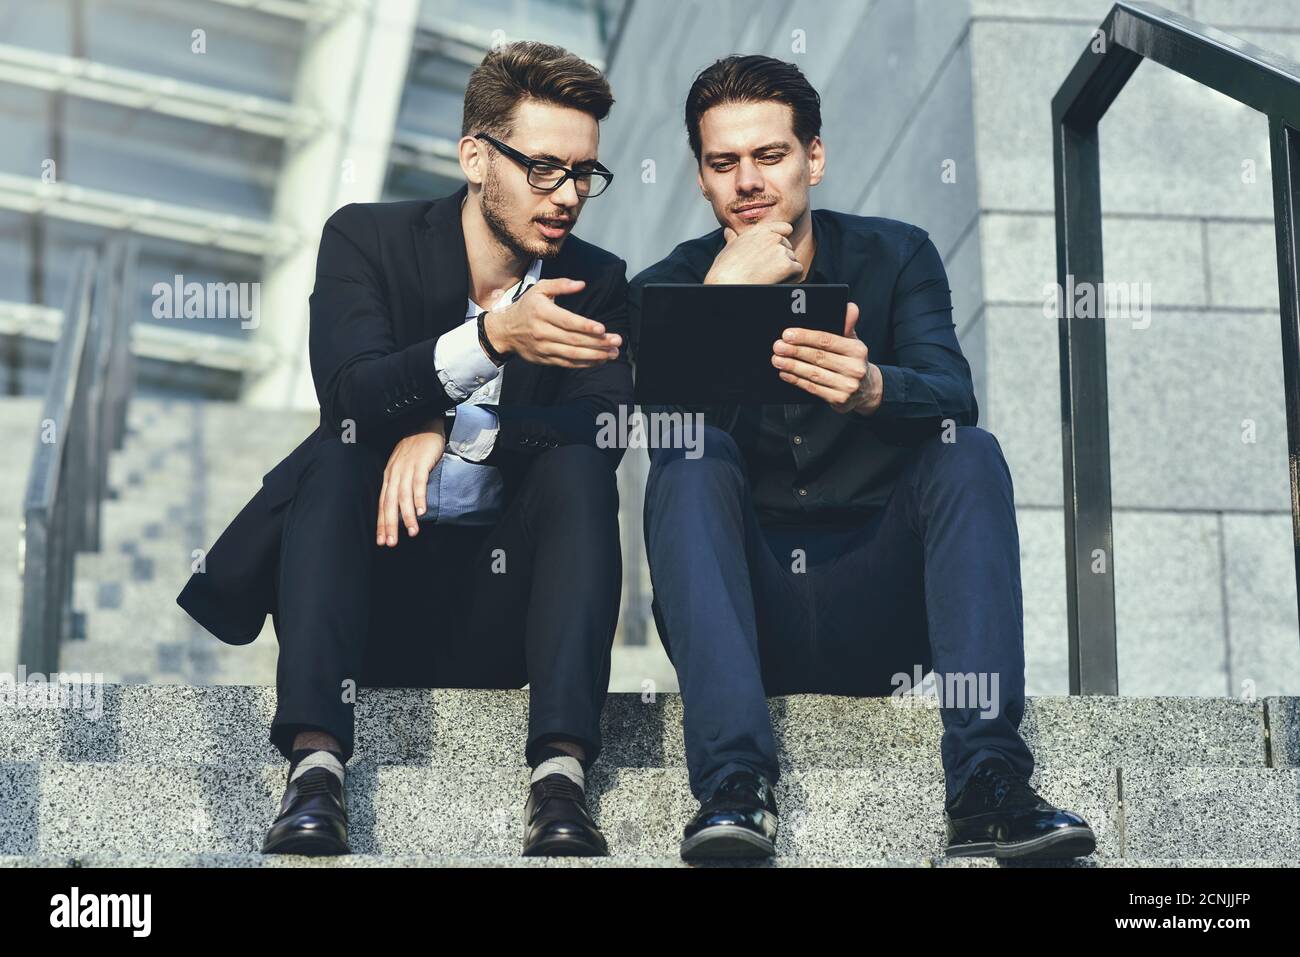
[177,41,630,858]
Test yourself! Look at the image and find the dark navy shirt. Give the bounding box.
[629,208,978,526]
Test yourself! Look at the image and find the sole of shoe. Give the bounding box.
[261,829,351,857]
[944,825,1097,861]
[521,834,608,858]
[680,825,776,862]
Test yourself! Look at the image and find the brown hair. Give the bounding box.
[461,40,614,138]
[684,55,822,161]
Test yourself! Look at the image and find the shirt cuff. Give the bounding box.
[435,319,501,402]
[870,363,909,418]
[420,457,443,523]
[448,404,499,462]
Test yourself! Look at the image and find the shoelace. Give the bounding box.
[713,773,770,807]
[972,764,1040,810]
[534,774,585,806]
[292,768,340,798]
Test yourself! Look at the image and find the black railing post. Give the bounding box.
[17,238,139,673]
[108,240,139,453]
[18,250,95,673]
[1269,116,1300,627]
[1051,9,1140,695]
[1053,1,1300,693]
[1054,118,1121,695]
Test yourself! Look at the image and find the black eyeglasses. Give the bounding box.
[475,132,613,198]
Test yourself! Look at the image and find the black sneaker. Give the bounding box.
[262,766,350,856]
[521,773,608,857]
[680,770,778,862]
[944,756,1096,860]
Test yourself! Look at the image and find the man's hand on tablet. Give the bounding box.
[704,221,803,285]
[771,301,883,415]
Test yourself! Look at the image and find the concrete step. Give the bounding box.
[0,760,1118,858]
[110,399,314,507]
[0,852,924,868]
[126,396,316,432]
[0,688,1282,771]
[3,852,1299,868]
[106,461,297,498]
[5,852,1294,868]
[1,688,1295,864]
[3,759,1298,861]
[0,396,46,455]
[82,499,268,546]
[58,611,278,686]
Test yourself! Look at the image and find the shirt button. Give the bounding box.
[793,435,803,445]
[798,488,808,496]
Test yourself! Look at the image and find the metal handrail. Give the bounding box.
[1052,2,1300,693]
[17,239,138,673]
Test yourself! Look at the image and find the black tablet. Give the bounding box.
[634,283,850,405]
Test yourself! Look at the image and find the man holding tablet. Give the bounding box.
[630,54,1096,862]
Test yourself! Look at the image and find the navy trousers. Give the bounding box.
[643,423,1034,805]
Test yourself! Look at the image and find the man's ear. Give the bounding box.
[696,165,708,200]
[459,136,487,186]
[807,135,826,187]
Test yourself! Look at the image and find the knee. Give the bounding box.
[526,443,619,519]
[298,437,384,498]
[920,426,1011,491]
[646,425,743,501]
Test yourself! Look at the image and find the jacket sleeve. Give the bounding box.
[307,204,457,450]
[482,257,635,471]
[864,228,979,446]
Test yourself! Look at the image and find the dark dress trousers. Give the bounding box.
[177,185,633,764]
[633,209,1034,805]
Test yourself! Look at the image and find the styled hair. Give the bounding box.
[684,54,822,161]
[461,40,614,138]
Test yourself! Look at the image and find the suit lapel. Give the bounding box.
[419,189,577,408]
[412,184,471,342]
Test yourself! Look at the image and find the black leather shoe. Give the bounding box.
[261,766,350,856]
[944,756,1096,860]
[681,770,778,861]
[521,773,608,857]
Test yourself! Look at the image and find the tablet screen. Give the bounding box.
[634,283,850,405]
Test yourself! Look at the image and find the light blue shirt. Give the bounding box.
[422,258,542,525]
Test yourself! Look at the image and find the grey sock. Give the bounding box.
[530,755,584,790]
[289,749,345,786]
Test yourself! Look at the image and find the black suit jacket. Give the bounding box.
[177,184,632,645]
